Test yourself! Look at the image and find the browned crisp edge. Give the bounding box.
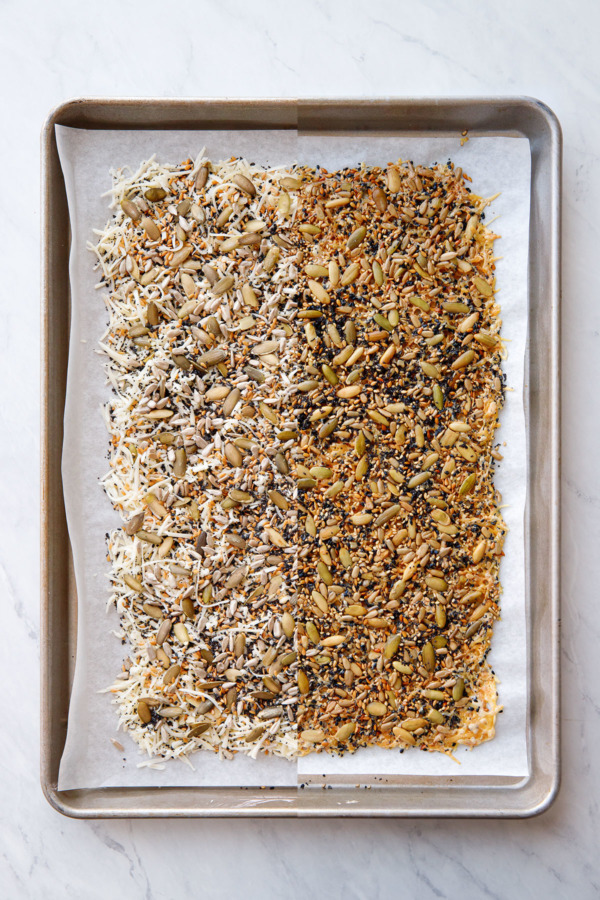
[40,96,560,818]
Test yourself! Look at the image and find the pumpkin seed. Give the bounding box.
[459,473,477,495]
[310,466,333,480]
[141,216,160,241]
[281,176,302,190]
[425,576,448,592]
[335,722,356,742]
[401,717,428,732]
[339,548,353,569]
[281,612,295,638]
[321,364,339,385]
[393,726,416,745]
[124,574,143,592]
[473,275,493,296]
[340,262,360,286]
[408,295,430,312]
[163,663,181,685]
[433,384,444,409]
[317,561,333,585]
[188,722,211,738]
[137,700,152,723]
[182,598,195,620]
[374,504,401,526]
[390,580,407,601]
[452,349,476,369]
[435,604,447,628]
[121,198,142,221]
[347,225,366,251]
[306,622,320,644]
[198,348,228,368]
[324,480,344,499]
[142,602,162,619]
[174,622,190,644]
[442,301,471,313]
[420,361,441,379]
[124,512,144,535]
[384,634,402,659]
[452,678,465,701]
[297,670,310,694]
[407,472,430,489]
[421,642,436,672]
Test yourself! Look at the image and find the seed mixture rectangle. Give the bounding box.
[92,152,505,764]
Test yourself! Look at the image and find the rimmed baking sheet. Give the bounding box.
[39,101,551,814]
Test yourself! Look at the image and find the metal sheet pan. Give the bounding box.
[41,97,561,817]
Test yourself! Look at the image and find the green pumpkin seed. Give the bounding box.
[452,678,465,701]
[163,663,181,685]
[297,670,310,694]
[420,361,441,379]
[322,364,339,385]
[310,466,333,480]
[324,480,344,498]
[425,576,448,592]
[347,225,366,250]
[408,296,430,312]
[335,722,357,742]
[137,700,152,723]
[339,548,353,569]
[473,275,493,296]
[318,417,339,439]
[141,216,160,241]
[373,313,393,332]
[390,580,407,601]
[142,602,162,619]
[281,612,295,638]
[121,198,141,221]
[452,349,476,370]
[229,489,253,503]
[442,301,471,313]
[124,573,143,592]
[459,473,477,495]
[306,622,321,644]
[317,561,333,585]
[421,642,436,672]
[384,634,402,659]
[407,472,430,489]
[340,262,360,286]
[374,504,401,527]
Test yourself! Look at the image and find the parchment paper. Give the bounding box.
[56,125,530,790]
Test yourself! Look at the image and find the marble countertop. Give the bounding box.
[2,0,598,896]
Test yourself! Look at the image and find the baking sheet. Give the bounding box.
[56,125,530,790]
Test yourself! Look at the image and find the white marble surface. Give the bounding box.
[1,0,597,895]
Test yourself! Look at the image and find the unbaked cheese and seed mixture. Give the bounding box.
[91,151,506,765]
